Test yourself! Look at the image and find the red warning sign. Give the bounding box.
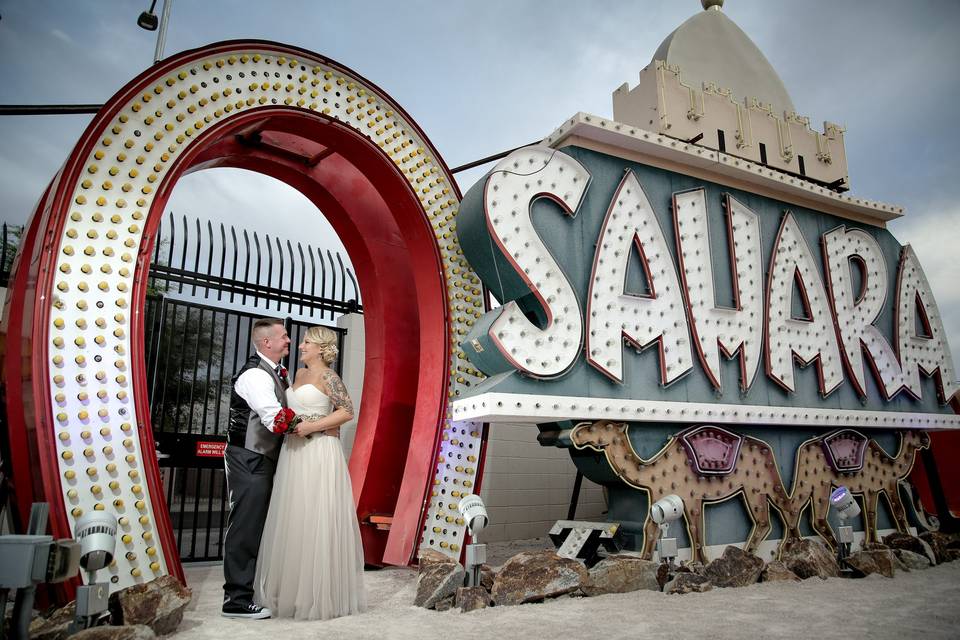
[196,441,227,458]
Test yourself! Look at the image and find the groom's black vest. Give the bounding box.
[227,355,287,461]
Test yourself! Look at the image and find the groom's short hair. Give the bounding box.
[251,317,284,345]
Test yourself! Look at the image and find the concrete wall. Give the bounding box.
[336,312,606,542]
[476,422,606,543]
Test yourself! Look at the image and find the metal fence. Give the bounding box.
[142,213,360,561]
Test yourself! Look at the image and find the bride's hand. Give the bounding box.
[293,420,318,437]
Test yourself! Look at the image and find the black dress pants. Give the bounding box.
[222,444,276,606]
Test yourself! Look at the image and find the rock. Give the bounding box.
[582,555,660,596]
[703,546,765,588]
[71,625,156,640]
[479,564,497,592]
[655,563,672,590]
[845,549,896,578]
[30,603,75,640]
[860,542,889,552]
[456,586,491,613]
[895,549,933,571]
[491,550,589,606]
[883,532,937,566]
[677,560,706,575]
[108,575,192,636]
[780,538,839,580]
[414,559,465,609]
[663,572,712,594]
[419,549,457,566]
[946,549,960,563]
[434,595,455,612]
[761,560,800,583]
[919,532,953,564]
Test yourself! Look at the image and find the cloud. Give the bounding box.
[49,28,73,44]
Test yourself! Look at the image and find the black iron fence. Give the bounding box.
[142,213,360,561]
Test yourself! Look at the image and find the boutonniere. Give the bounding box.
[278,366,288,379]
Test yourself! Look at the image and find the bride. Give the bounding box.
[254,326,366,620]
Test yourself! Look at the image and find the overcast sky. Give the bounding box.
[1,0,958,369]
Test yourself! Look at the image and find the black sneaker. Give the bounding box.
[222,602,272,619]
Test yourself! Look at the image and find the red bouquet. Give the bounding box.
[272,407,302,434]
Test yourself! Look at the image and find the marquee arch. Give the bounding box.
[1,40,485,593]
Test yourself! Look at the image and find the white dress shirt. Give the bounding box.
[234,351,285,432]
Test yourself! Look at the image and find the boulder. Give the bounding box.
[703,546,764,588]
[883,532,937,566]
[479,564,497,592]
[677,560,706,575]
[780,538,839,580]
[946,549,960,563]
[456,586,491,613]
[419,549,456,566]
[491,550,589,606]
[663,572,712,595]
[414,558,465,609]
[108,575,192,636]
[761,560,800,583]
[71,625,156,640]
[845,549,896,578]
[655,563,672,590]
[30,602,75,640]
[582,555,660,596]
[919,532,953,564]
[894,549,933,571]
[434,595,455,612]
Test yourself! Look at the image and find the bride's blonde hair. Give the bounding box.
[304,326,339,365]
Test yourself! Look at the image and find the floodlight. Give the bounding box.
[458,493,488,536]
[651,494,684,565]
[651,494,684,525]
[137,1,159,30]
[458,494,488,587]
[830,486,859,568]
[72,512,117,632]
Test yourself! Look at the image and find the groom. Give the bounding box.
[222,317,291,619]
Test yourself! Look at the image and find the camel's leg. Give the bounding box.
[641,514,659,561]
[885,484,910,533]
[864,490,880,544]
[686,498,705,564]
[745,494,771,556]
[810,487,836,550]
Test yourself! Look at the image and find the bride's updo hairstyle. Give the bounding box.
[304,326,339,365]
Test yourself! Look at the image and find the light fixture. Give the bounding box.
[830,486,860,568]
[136,1,159,31]
[71,512,118,632]
[651,494,684,566]
[458,494,487,587]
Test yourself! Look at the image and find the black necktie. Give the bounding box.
[275,365,289,388]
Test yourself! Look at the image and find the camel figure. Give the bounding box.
[782,430,930,549]
[570,420,791,563]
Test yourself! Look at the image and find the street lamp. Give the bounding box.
[137,0,174,64]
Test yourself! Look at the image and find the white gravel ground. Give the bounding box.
[171,538,960,640]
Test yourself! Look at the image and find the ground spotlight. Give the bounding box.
[71,512,118,632]
[651,494,684,566]
[831,486,860,567]
[458,494,487,587]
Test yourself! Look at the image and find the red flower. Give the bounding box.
[278,366,288,379]
[273,407,299,434]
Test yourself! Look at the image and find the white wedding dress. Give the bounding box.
[254,384,367,620]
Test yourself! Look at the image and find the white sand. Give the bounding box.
[172,539,960,640]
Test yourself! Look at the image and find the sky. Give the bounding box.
[0,0,958,370]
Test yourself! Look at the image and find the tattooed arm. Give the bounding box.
[293,369,354,437]
[320,369,354,416]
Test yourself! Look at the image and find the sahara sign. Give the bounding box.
[455,145,958,425]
